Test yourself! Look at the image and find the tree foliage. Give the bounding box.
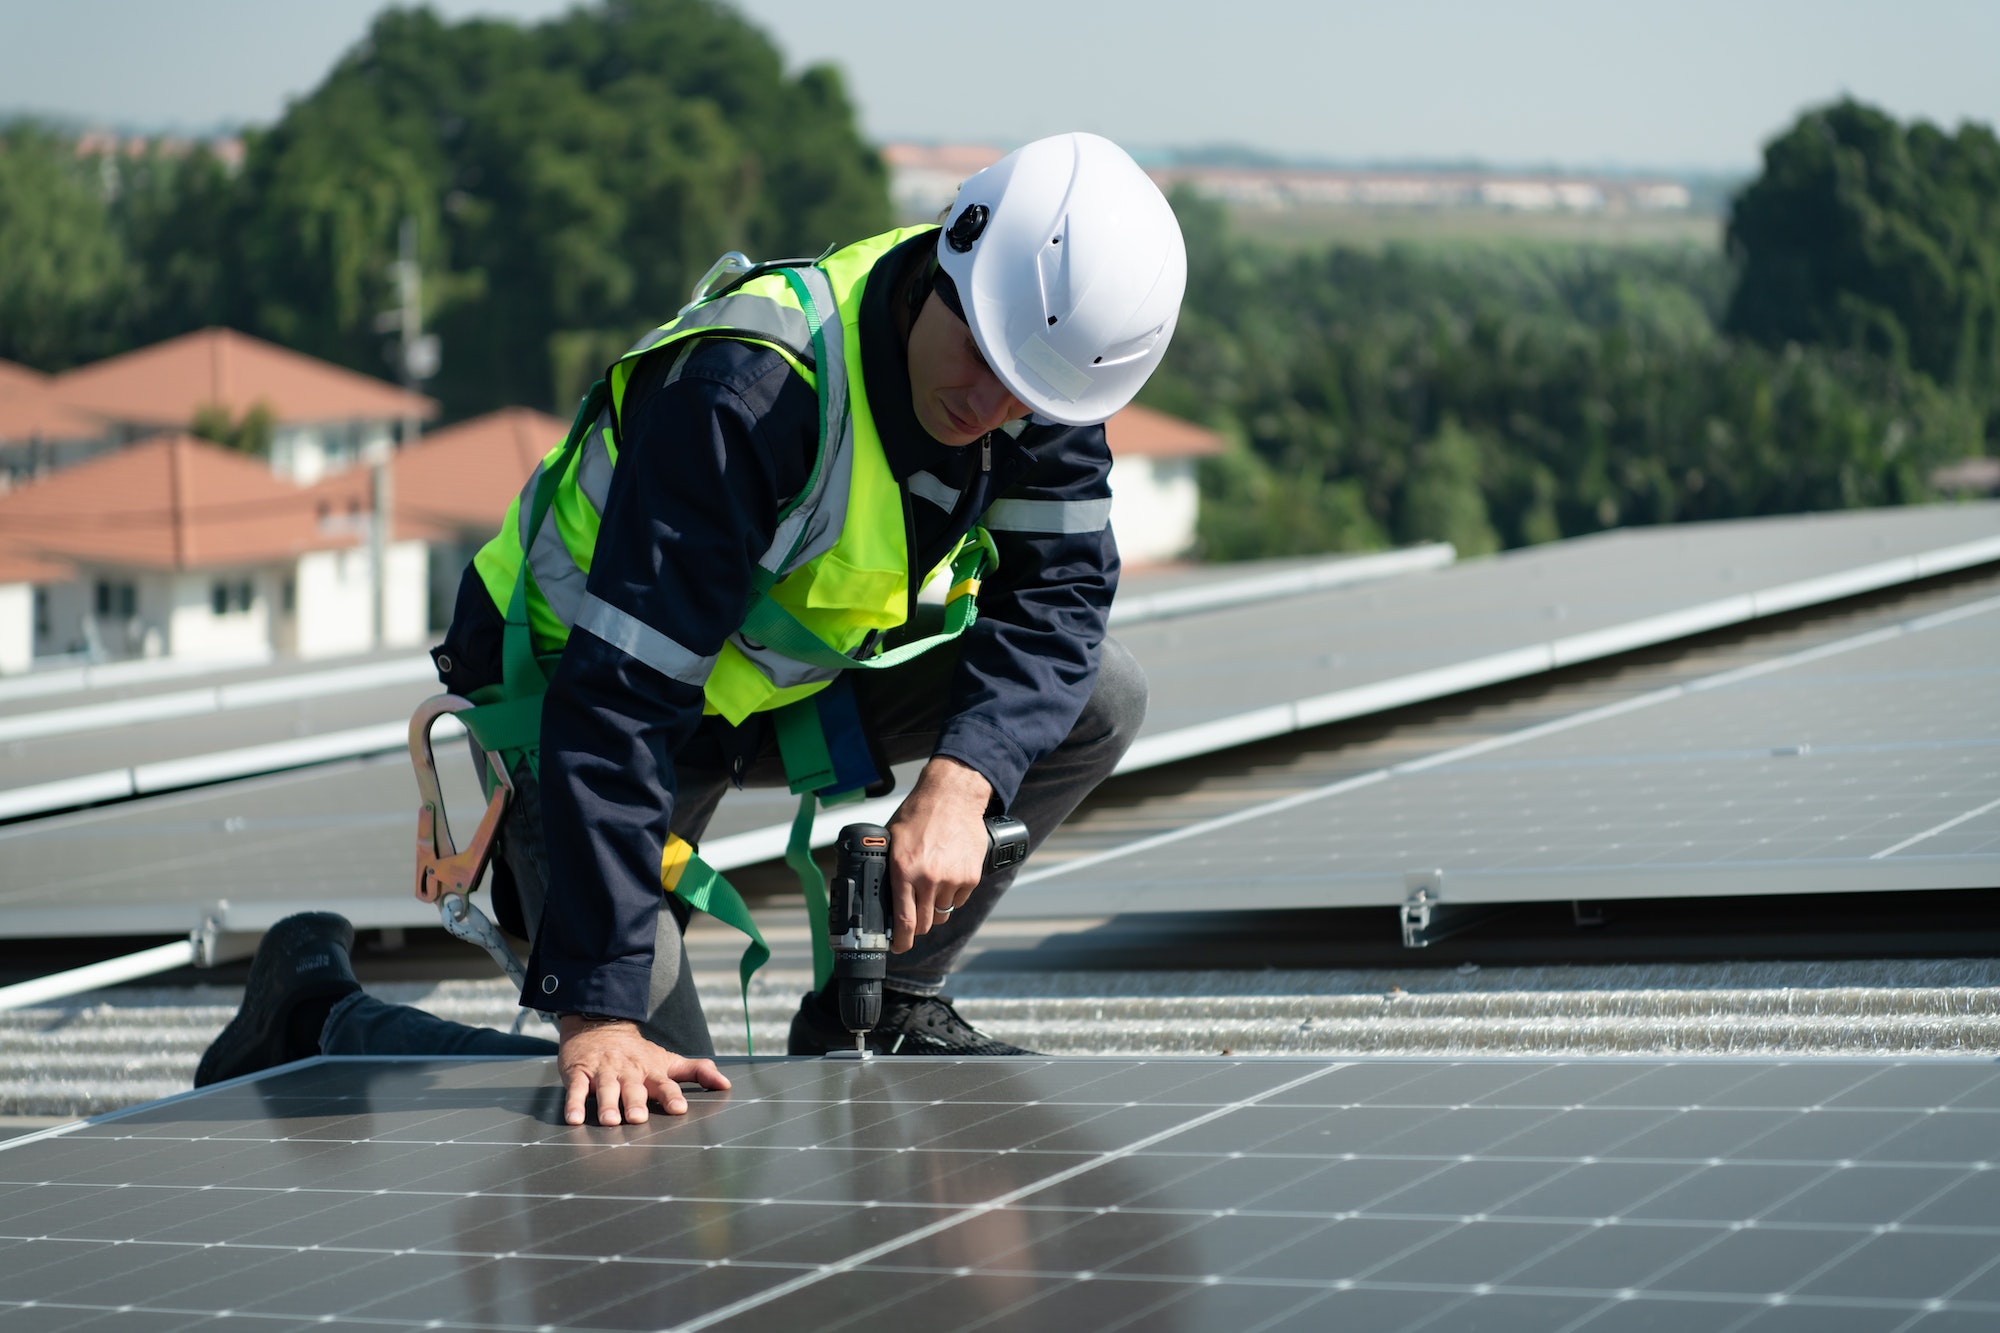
[1,69,1990,557]
[1147,99,1997,560]
[0,0,886,417]
[0,123,133,368]
[1727,98,2000,398]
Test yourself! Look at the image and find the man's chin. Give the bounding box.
[919,405,979,448]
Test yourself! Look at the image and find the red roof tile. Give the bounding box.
[0,360,48,393]
[0,434,353,571]
[53,328,437,429]
[0,380,111,443]
[1105,403,1225,459]
[0,541,74,584]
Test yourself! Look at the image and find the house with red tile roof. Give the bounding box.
[1103,402,1225,564]
[0,374,116,488]
[306,406,564,625]
[0,434,428,668]
[51,328,437,484]
[0,543,74,675]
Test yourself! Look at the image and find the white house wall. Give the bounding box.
[35,580,90,658]
[1109,456,1202,566]
[165,569,272,661]
[0,583,31,675]
[270,420,398,484]
[292,539,429,659]
[384,540,429,647]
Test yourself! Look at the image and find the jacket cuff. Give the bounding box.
[521,956,653,1022]
[933,714,1033,810]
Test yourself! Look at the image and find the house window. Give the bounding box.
[33,588,49,639]
[281,579,295,614]
[213,581,256,615]
[97,580,135,619]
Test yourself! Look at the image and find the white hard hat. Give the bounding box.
[934,132,1187,427]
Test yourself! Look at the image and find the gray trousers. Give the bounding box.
[322,632,1147,1059]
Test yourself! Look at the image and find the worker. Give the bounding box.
[198,132,1187,1126]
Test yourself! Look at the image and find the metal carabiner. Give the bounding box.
[410,694,513,905]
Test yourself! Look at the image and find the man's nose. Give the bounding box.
[966,371,1026,430]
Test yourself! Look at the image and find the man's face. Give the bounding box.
[906,290,1030,447]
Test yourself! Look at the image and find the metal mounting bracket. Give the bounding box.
[1400,870,1509,948]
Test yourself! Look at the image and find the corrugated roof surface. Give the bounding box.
[0,433,354,571]
[1105,401,1224,459]
[53,328,436,428]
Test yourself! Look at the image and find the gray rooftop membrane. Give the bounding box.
[1004,582,2000,919]
[6,1054,2000,1331]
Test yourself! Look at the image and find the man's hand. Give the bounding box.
[556,1015,730,1126]
[884,756,992,952]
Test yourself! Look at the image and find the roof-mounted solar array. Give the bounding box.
[1004,580,2000,925]
[8,1054,2000,1330]
[2,504,1996,940]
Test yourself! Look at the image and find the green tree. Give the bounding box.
[232,0,889,419]
[1727,98,2000,406]
[0,122,132,368]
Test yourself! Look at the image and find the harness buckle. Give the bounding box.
[410,694,514,905]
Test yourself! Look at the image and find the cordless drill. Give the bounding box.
[827,815,1030,1056]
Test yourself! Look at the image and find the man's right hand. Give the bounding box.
[556,1014,730,1126]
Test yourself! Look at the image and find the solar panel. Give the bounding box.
[0,753,816,939]
[4,505,1997,942]
[1004,581,2000,923]
[6,1054,2000,1331]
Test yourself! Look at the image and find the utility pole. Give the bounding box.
[375,216,440,650]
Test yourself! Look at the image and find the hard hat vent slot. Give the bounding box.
[1094,325,1166,367]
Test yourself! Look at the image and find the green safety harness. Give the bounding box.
[452,264,996,1051]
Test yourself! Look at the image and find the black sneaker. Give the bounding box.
[787,987,1036,1057]
[195,912,361,1087]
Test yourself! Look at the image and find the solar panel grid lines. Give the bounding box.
[7,1057,2000,1331]
[1002,579,2000,918]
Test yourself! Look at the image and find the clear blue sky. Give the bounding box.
[1,0,1995,171]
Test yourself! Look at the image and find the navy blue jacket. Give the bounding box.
[434,229,1121,1020]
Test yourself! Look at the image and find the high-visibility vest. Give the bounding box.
[453,228,996,1044]
[470,224,987,726]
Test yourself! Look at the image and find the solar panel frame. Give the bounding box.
[7,1054,2000,1332]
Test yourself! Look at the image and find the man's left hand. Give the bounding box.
[885,756,992,951]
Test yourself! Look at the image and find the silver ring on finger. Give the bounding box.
[935,904,955,917]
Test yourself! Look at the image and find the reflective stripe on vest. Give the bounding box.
[982,495,1115,534]
[474,225,940,723]
[907,470,960,512]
